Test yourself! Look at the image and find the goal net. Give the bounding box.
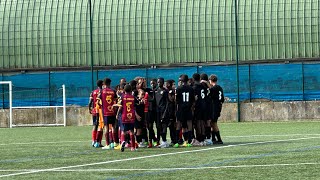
[0,81,66,128]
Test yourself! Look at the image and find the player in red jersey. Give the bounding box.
[118,84,141,152]
[101,78,118,150]
[88,80,104,147]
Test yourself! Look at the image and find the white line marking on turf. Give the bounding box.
[2,134,320,146]
[0,136,320,178]
[1,162,319,172]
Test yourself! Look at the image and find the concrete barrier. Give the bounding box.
[0,101,319,127]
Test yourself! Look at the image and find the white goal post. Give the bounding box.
[0,81,66,128]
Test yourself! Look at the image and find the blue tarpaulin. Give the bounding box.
[1,63,319,108]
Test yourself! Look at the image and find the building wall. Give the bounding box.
[1,0,320,70]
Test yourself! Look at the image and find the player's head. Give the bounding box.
[188,78,194,86]
[124,84,132,93]
[97,80,103,89]
[157,77,164,88]
[103,78,111,87]
[209,74,218,84]
[150,79,157,89]
[192,73,200,82]
[179,74,189,84]
[137,78,146,89]
[165,79,174,89]
[120,78,126,84]
[129,80,137,90]
[200,73,209,81]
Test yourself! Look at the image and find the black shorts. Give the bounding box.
[122,123,134,132]
[134,119,144,129]
[211,109,221,122]
[92,116,97,125]
[194,108,208,121]
[148,110,157,124]
[104,116,116,125]
[176,110,193,127]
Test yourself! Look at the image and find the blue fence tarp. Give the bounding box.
[1,63,319,108]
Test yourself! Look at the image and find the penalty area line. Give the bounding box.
[1,162,319,172]
[0,136,320,178]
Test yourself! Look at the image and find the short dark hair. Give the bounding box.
[209,74,218,82]
[166,79,174,87]
[179,74,188,83]
[97,80,103,88]
[129,80,137,87]
[200,73,208,81]
[104,78,111,86]
[192,73,200,81]
[158,77,164,83]
[124,84,132,93]
[151,79,157,83]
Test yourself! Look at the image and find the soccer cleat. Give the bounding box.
[191,139,201,146]
[138,142,146,148]
[204,139,213,146]
[121,141,126,152]
[173,143,179,148]
[153,141,159,147]
[114,144,121,150]
[215,141,223,144]
[182,141,188,147]
[110,143,115,149]
[169,142,175,147]
[102,145,113,150]
[92,141,96,147]
[158,141,169,148]
[147,142,153,148]
[94,142,100,148]
[186,143,192,147]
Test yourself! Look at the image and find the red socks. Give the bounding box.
[92,130,97,142]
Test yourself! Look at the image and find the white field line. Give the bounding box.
[0,136,320,178]
[1,162,319,172]
[2,134,320,146]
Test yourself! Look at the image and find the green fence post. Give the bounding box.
[88,0,94,90]
[235,0,241,122]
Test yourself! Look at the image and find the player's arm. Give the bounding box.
[88,92,93,114]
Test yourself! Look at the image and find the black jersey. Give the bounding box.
[155,87,168,113]
[209,84,224,108]
[146,87,157,112]
[164,89,176,120]
[193,82,209,110]
[176,84,195,111]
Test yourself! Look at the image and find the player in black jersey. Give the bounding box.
[200,73,214,145]
[164,79,176,146]
[146,79,158,148]
[175,74,195,147]
[192,73,208,146]
[155,77,169,148]
[208,74,225,144]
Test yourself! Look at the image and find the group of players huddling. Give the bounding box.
[89,73,224,152]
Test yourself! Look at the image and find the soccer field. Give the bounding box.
[1,122,320,179]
